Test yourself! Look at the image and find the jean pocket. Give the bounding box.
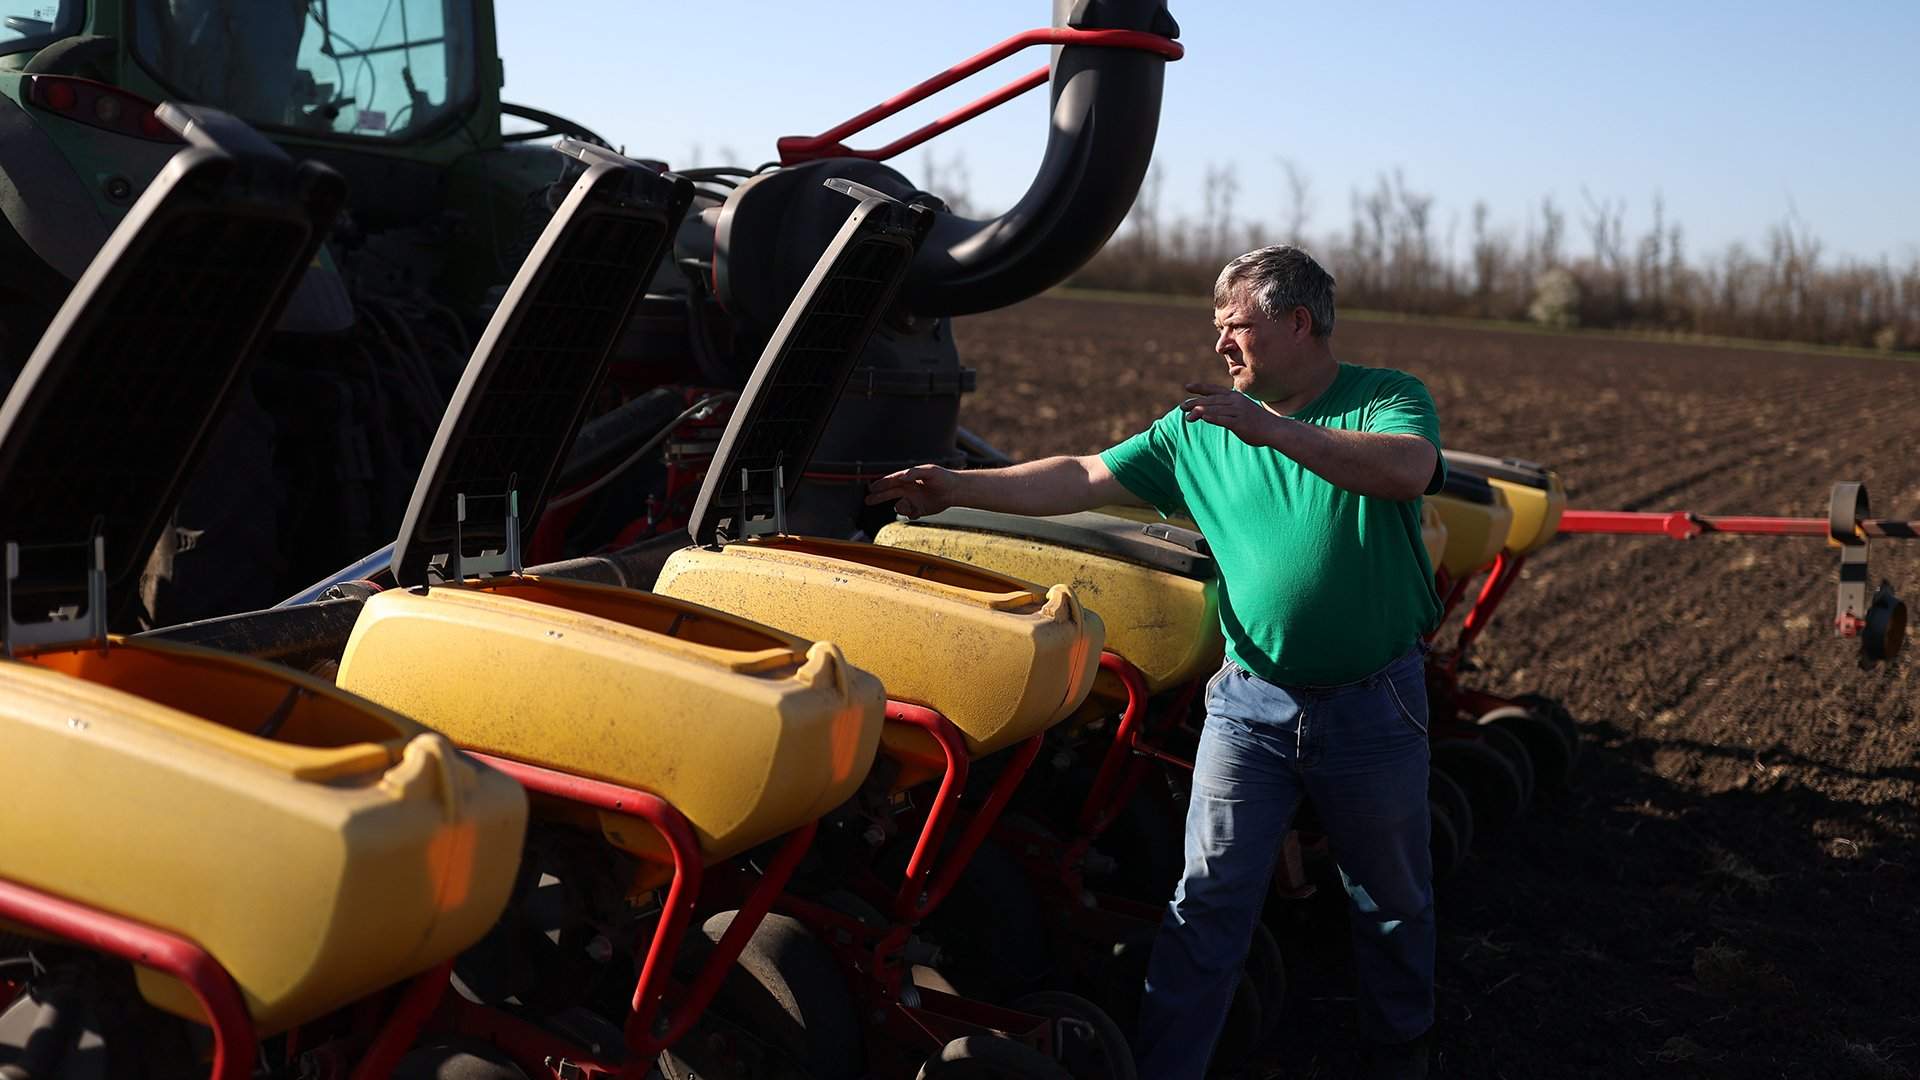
[1203,659,1235,706]
[1383,663,1429,736]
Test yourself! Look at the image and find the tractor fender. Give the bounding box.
[0,93,351,333]
[0,91,114,286]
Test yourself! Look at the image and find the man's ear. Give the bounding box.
[1292,305,1314,339]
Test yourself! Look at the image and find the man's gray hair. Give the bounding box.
[1213,245,1336,338]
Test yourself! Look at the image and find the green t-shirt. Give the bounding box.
[1099,363,1443,686]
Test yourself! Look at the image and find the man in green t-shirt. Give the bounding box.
[868,245,1441,1079]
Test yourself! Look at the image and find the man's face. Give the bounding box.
[1212,289,1296,401]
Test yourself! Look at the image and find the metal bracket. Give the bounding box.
[3,531,109,657]
[732,452,788,540]
[1830,481,1908,663]
[434,479,522,584]
[1830,481,1870,637]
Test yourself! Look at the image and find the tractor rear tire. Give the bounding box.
[916,1036,1073,1080]
[1430,739,1525,833]
[1008,991,1136,1080]
[657,911,862,1080]
[1428,766,1475,858]
[1479,705,1574,794]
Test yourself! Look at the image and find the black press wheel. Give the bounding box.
[1245,921,1287,1041]
[1513,692,1581,766]
[916,1036,1073,1080]
[1429,738,1525,833]
[657,911,863,1080]
[1428,766,1476,858]
[1476,724,1537,808]
[1429,799,1463,881]
[1205,970,1265,1075]
[1008,991,1137,1080]
[1478,705,1575,794]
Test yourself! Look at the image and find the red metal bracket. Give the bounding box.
[0,875,255,1080]
[777,27,1184,165]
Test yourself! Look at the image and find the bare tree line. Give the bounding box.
[1062,160,1920,353]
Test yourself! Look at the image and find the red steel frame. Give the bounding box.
[777,27,1184,165]
[456,753,816,1079]
[0,875,256,1080]
[774,700,1051,1072]
[0,876,453,1080]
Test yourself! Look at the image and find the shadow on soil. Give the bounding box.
[1248,723,1919,1080]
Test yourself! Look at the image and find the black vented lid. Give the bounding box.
[1443,449,1552,490]
[391,142,693,587]
[1439,465,1498,506]
[0,104,343,632]
[913,508,1216,580]
[690,181,933,546]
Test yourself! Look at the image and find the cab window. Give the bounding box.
[132,0,476,140]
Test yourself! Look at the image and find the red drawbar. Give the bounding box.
[777,27,1183,164]
[0,875,256,1080]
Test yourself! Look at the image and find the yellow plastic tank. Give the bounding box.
[874,518,1221,696]
[1422,502,1449,568]
[654,536,1105,765]
[1429,470,1514,575]
[1445,450,1566,555]
[336,576,884,863]
[0,639,526,1034]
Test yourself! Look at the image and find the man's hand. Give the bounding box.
[1180,382,1284,446]
[866,464,958,519]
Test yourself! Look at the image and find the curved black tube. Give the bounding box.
[904,0,1179,316]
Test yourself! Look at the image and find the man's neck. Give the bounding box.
[1261,354,1340,415]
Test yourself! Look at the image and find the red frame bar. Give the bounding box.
[466,753,817,1070]
[1077,652,1149,835]
[1456,551,1524,655]
[777,27,1183,164]
[0,875,255,1080]
[349,960,453,1080]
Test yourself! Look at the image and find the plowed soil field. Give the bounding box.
[955,294,1920,1079]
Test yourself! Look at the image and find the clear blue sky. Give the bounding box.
[495,1,1918,265]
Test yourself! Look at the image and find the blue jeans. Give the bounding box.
[1135,645,1435,1079]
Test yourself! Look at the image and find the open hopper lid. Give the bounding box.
[0,104,344,646]
[1438,465,1499,506]
[912,508,1216,580]
[689,180,933,546]
[1444,449,1553,489]
[390,143,693,588]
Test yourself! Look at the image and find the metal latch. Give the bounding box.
[431,480,522,584]
[3,529,110,657]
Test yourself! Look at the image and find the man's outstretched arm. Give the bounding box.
[866,455,1134,519]
[1180,382,1438,501]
